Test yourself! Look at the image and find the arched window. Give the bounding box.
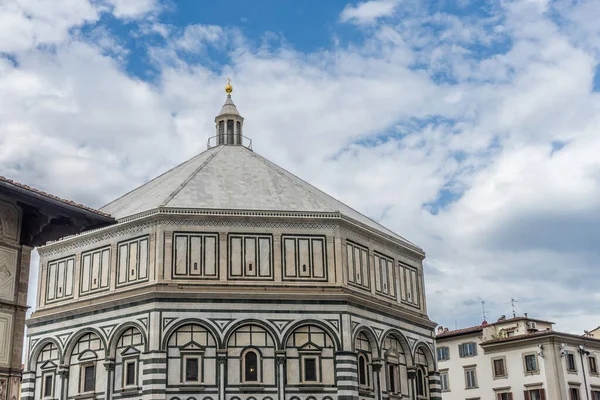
[286,325,335,385]
[243,350,259,382]
[382,335,408,395]
[167,324,217,386]
[417,368,424,396]
[355,332,372,389]
[236,121,241,144]
[68,333,104,395]
[37,343,59,399]
[358,353,369,386]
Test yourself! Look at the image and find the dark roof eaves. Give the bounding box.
[436,327,483,340]
[0,178,114,222]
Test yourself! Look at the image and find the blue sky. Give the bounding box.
[2,0,600,334]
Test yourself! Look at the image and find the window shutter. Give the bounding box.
[472,343,478,355]
[524,391,531,400]
[459,344,464,358]
[540,389,546,400]
[508,393,513,400]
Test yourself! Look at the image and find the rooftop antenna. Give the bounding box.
[511,298,518,318]
[455,319,458,330]
[482,300,488,321]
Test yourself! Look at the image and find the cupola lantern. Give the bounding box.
[215,78,244,145]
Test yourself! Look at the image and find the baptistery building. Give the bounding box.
[23,83,440,400]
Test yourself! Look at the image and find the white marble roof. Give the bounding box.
[101,145,418,248]
[218,95,240,116]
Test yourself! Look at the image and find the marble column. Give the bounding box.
[217,350,228,400]
[57,365,69,400]
[336,351,358,400]
[104,358,115,400]
[407,368,416,400]
[428,371,441,400]
[372,358,383,400]
[276,351,286,400]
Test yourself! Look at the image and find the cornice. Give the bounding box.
[38,207,425,261]
[27,284,436,331]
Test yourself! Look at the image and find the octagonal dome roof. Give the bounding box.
[101,145,419,250]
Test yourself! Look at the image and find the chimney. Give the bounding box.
[498,315,506,322]
[524,313,528,318]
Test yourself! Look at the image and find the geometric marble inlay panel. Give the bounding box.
[0,246,18,302]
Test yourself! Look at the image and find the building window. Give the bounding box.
[184,355,200,382]
[388,364,398,393]
[116,236,149,286]
[525,388,546,400]
[464,367,477,389]
[567,353,577,372]
[42,373,54,398]
[459,342,477,357]
[124,360,136,386]
[81,364,96,393]
[416,367,427,397]
[492,357,507,377]
[524,353,539,373]
[358,353,369,386]
[227,120,234,144]
[570,387,581,400]
[591,390,600,400]
[497,393,513,400]
[440,371,449,391]
[437,346,449,361]
[303,357,318,382]
[242,349,260,382]
[589,356,598,374]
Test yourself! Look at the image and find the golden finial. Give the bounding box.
[225,77,233,95]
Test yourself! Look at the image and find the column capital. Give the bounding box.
[217,349,228,365]
[57,365,69,379]
[371,358,383,372]
[103,357,116,371]
[275,350,286,366]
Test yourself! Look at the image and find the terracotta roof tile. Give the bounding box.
[436,325,483,339]
[481,330,600,345]
[0,176,113,219]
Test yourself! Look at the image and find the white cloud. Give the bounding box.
[104,0,160,19]
[4,0,600,338]
[340,0,400,25]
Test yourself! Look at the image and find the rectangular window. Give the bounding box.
[125,361,136,386]
[459,342,477,357]
[440,371,449,391]
[591,390,600,400]
[464,368,477,388]
[185,357,199,382]
[567,353,577,371]
[374,252,396,298]
[172,233,219,278]
[570,388,580,400]
[526,388,545,400]
[589,357,598,374]
[304,358,317,382]
[493,357,507,377]
[45,256,75,303]
[117,236,149,286]
[82,365,95,393]
[497,393,512,400]
[281,235,327,281]
[229,234,272,279]
[43,374,53,398]
[524,354,538,373]
[388,364,397,393]
[80,247,111,295]
[437,346,449,361]
[345,241,370,290]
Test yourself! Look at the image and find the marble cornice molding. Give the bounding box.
[38,207,424,262]
[27,285,437,331]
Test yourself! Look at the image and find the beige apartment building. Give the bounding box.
[436,315,600,400]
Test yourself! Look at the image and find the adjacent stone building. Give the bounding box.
[436,315,600,400]
[24,83,440,400]
[0,176,114,400]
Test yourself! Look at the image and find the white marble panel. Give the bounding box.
[312,239,324,278]
[0,246,18,301]
[204,236,216,276]
[0,311,12,366]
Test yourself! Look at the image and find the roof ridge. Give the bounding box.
[100,147,218,211]
[162,146,224,206]
[247,150,418,248]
